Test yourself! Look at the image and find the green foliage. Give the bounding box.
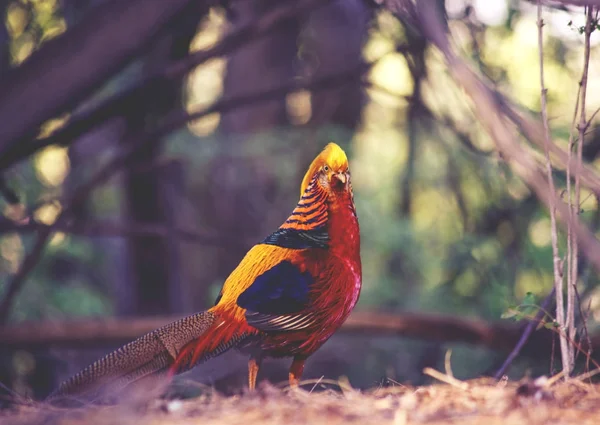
[567,19,600,35]
[501,292,559,330]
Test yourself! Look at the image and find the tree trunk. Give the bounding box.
[122,3,205,316]
[304,0,370,129]
[193,0,300,307]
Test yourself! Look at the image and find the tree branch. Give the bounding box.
[0,227,53,324]
[390,0,600,275]
[0,0,331,172]
[0,311,589,360]
[0,62,375,323]
[0,0,200,162]
[0,218,243,246]
[537,0,571,377]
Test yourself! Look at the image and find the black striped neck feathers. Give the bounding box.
[262,142,354,250]
[262,175,329,249]
[281,176,328,232]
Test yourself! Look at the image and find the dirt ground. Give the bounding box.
[3,372,600,425]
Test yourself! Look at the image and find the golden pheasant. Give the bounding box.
[49,142,361,400]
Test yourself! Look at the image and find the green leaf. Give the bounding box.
[523,292,536,305]
[501,308,519,319]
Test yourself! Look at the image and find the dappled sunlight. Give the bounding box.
[454,268,479,297]
[515,269,552,299]
[471,239,503,264]
[421,48,477,130]
[363,30,397,63]
[506,177,531,201]
[497,221,516,247]
[411,188,464,244]
[472,0,509,27]
[589,287,600,322]
[286,90,312,125]
[49,232,66,247]
[6,0,66,64]
[186,9,227,137]
[3,203,28,223]
[34,201,61,225]
[0,233,24,274]
[37,114,70,139]
[34,146,70,187]
[6,3,27,37]
[529,217,552,248]
[580,188,598,213]
[352,125,407,201]
[369,52,413,97]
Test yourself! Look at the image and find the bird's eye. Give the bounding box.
[323,165,330,172]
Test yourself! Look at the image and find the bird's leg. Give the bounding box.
[288,356,306,389]
[248,354,262,391]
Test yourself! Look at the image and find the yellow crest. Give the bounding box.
[300,143,349,196]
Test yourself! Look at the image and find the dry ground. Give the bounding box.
[3,373,600,425]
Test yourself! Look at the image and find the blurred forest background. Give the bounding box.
[1,0,600,401]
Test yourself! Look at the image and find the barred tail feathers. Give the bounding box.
[169,313,253,375]
[48,310,218,401]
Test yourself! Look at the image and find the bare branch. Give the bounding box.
[575,285,593,373]
[547,0,600,6]
[0,0,200,161]
[571,4,596,371]
[0,217,242,247]
[537,1,571,377]
[565,65,581,377]
[0,227,53,324]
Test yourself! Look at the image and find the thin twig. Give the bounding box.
[551,330,556,374]
[565,50,581,379]
[538,0,570,377]
[574,364,600,382]
[545,370,567,387]
[572,5,595,372]
[444,349,455,379]
[574,285,593,374]
[0,226,53,324]
[494,288,556,379]
[586,106,600,130]
[423,367,469,390]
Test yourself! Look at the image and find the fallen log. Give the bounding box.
[0,311,594,361]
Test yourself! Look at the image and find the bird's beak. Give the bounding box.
[334,173,346,184]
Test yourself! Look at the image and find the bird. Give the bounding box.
[48,142,361,401]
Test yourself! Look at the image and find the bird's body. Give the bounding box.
[49,142,361,401]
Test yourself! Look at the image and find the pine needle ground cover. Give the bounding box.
[3,375,600,425]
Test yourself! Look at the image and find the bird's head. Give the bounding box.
[300,142,352,198]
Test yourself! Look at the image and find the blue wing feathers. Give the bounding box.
[236,261,314,315]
